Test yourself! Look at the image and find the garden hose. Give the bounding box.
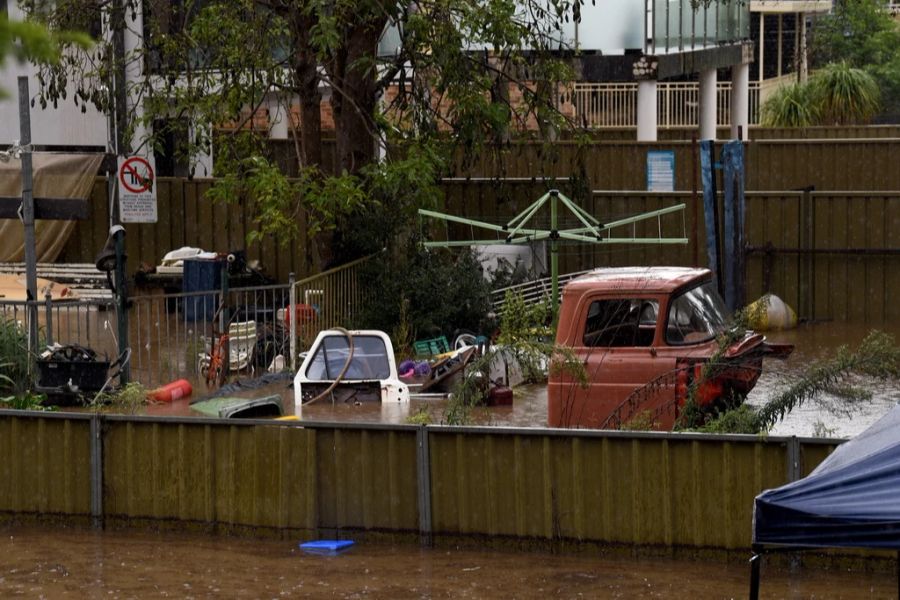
[307,327,354,405]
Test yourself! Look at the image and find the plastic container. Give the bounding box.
[279,304,317,327]
[183,257,225,321]
[487,386,513,406]
[150,379,193,402]
[36,358,109,392]
[299,540,355,556]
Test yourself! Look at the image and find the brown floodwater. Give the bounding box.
[141,321,900,438]
[0,525,894,599]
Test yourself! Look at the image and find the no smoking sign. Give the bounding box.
[117,155,158,223]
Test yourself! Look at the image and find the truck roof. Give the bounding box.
[563,267,711,295]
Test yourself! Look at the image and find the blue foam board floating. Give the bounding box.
[299,539,355,556]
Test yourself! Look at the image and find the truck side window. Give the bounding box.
[582,299,659,347]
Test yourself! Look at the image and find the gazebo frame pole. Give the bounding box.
[749,548,762,600]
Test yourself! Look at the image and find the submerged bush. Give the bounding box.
[356,241,493,343]
[0,318,29,396]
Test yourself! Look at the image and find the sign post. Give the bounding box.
[117,155,157,223]
[17,77,39,372]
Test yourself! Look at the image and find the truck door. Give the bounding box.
[557,296,677,428]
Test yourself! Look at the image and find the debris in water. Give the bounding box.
[299,540,355,556]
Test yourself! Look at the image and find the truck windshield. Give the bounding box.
[666,281,729,345]
[305,334,392,380]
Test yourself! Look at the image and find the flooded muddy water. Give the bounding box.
[0,525,894,599]
[141,321,900,438]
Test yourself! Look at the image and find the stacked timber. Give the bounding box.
[0,263,112,300]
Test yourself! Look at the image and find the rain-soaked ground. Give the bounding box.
[145,320,900,439]
[0,525,896,599]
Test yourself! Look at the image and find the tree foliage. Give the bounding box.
[0,11,91,97]
[356,241,493,341]
[689,330,900,435]
[812,61,881,125]
[22,0,584,265]
[811,0,900,119]
[760,64,881,126]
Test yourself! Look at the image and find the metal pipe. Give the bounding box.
[745,246,900,256]
[289,271,297,373]
[416,426,433,547]
[44,291,53,347]
[90,413,104,529]
[551,190,559,312]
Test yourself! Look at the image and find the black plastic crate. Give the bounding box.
[36,359,110,392]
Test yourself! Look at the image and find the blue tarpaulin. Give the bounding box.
[753,404,900,549]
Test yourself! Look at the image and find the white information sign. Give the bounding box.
[117,155,158,223]
[646,150,676,192]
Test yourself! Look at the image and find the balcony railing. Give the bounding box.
[573,81,761,129]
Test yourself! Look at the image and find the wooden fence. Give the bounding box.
[62,178,312,283]
[449,138,900,191]
[582,125,900,140]
[0,410,838,552]
[436,184,900,325]
[56,134,900,324]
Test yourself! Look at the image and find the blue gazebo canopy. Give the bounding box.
[753,403,900,550]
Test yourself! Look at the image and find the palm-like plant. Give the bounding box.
[811,62,882,125]
[759,82,819,127]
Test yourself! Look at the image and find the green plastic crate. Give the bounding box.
[414,336,450,356]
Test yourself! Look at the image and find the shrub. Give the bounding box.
[760,81,819,127]
[0,318,29,395]
[812,62,881,125]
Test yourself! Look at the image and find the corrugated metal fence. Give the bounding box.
[0,410,838,551]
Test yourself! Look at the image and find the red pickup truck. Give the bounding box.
[547,267,792,430]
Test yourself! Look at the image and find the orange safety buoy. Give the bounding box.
[149,379,193,402]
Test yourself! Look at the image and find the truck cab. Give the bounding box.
[548,267,790,430]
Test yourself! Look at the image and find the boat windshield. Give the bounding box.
[305,334,392,380]
[665,281,729,345]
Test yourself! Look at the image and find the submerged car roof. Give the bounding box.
[563,267,711,295]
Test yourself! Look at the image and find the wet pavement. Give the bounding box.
[0,525,894,599]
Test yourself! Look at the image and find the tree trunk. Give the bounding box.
[289,10,322,170]
[330,20,383,175]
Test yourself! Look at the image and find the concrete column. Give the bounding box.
[637,80,658,142]
[699,68,717,140]
[799,13,808,82]
[731,62,750,141]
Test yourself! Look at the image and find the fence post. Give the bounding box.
[44,290,53,347]
[289,272,297,373]
[786,436,801,482]
[416,425,433,546]
[90,413,104,529]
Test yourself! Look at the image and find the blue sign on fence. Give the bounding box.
[646,150,676,192]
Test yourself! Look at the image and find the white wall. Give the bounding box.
[379,0,645,58]
[0,4,109,147]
